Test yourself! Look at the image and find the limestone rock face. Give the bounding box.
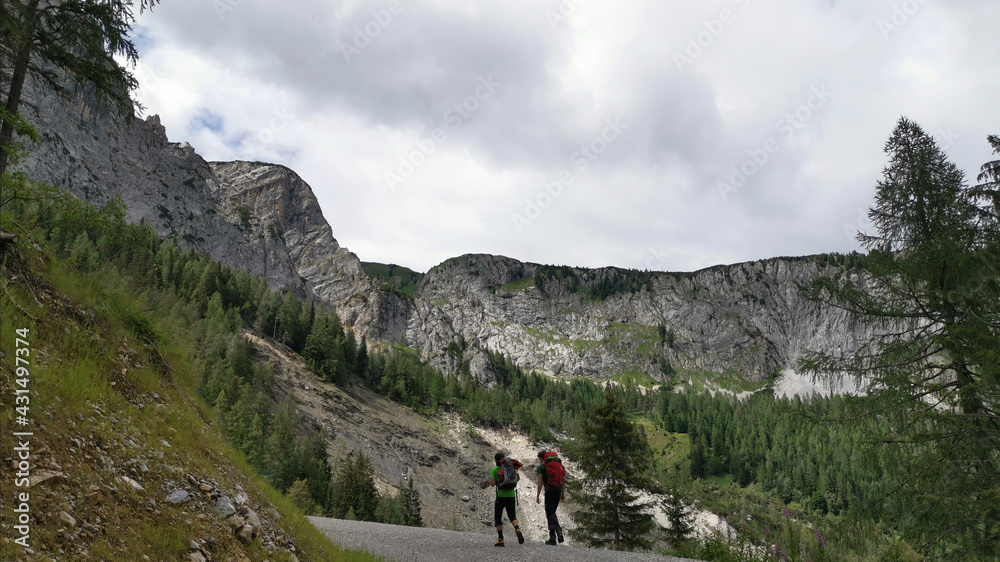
[208,161,413,341]
[16,76,306,296]
[18,78,872,385]
[406,254,872,384]
[15,76,410,340]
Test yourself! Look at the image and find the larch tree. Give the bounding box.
[332,453,379,522]
[799,118,1000,558]
[1,0,159,178]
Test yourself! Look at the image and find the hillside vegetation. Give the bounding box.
[0,181,375,561]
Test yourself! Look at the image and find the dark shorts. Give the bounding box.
[494,495,516,526]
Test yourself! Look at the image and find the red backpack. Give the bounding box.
[542,452,565,487]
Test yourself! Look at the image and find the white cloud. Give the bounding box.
[133,0,1000,273]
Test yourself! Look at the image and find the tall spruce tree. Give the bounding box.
[332,453,379,522]
[800,119,1000,558]
[400,478,423,527]
[663,486,694,549]
[568,388,656,551]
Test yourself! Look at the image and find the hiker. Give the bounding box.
[536,450,566,545]
[488,451,524,546]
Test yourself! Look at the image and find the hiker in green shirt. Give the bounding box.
[489,451,524,547]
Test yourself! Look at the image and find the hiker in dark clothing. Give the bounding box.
[489,451,524,546]
[536,450,566,545]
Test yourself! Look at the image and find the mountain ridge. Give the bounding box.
[16,77,874,387]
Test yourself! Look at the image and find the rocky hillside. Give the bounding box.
[247,329,568,541]
[245,330,500,533]
[208,161,413,340]
[17,78,305,299]
[0,248,363,561]
[17,78,873,387]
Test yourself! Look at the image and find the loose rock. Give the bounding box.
[59,511,77,528]
[120,475,145,491]
[215,496,236,518]
[165,490,191,504]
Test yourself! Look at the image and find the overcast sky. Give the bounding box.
[131,0,1000,273]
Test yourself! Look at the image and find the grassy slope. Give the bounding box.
[361,262,422,298]
[0,245,376,561]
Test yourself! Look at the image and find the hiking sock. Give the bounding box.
[515,526,524,544]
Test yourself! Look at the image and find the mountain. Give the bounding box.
[410,253,870,385]
[16,77,872,388]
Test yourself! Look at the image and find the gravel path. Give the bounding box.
[308,516,700,562]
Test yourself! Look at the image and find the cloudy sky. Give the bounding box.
[131,0,1000,273]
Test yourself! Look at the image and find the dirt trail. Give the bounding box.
[308,516,700,562]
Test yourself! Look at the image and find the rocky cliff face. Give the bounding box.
[207,161,413,340]
[17,79,870,386]
[17,78,307,296]
[407,254,870,385]
[15,77,410,341]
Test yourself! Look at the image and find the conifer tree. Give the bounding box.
[663,487,694,549]
[332,453,379,522]
[287,478,317,515]
[400,478,423,527]
[569,388,656,551]
[357,337,369,379]
[800,120,1000,557]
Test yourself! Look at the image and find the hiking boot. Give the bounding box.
[557,531,564,543]
[545,538,558,545]
[494,538,504,547]
[516,530,525,544]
